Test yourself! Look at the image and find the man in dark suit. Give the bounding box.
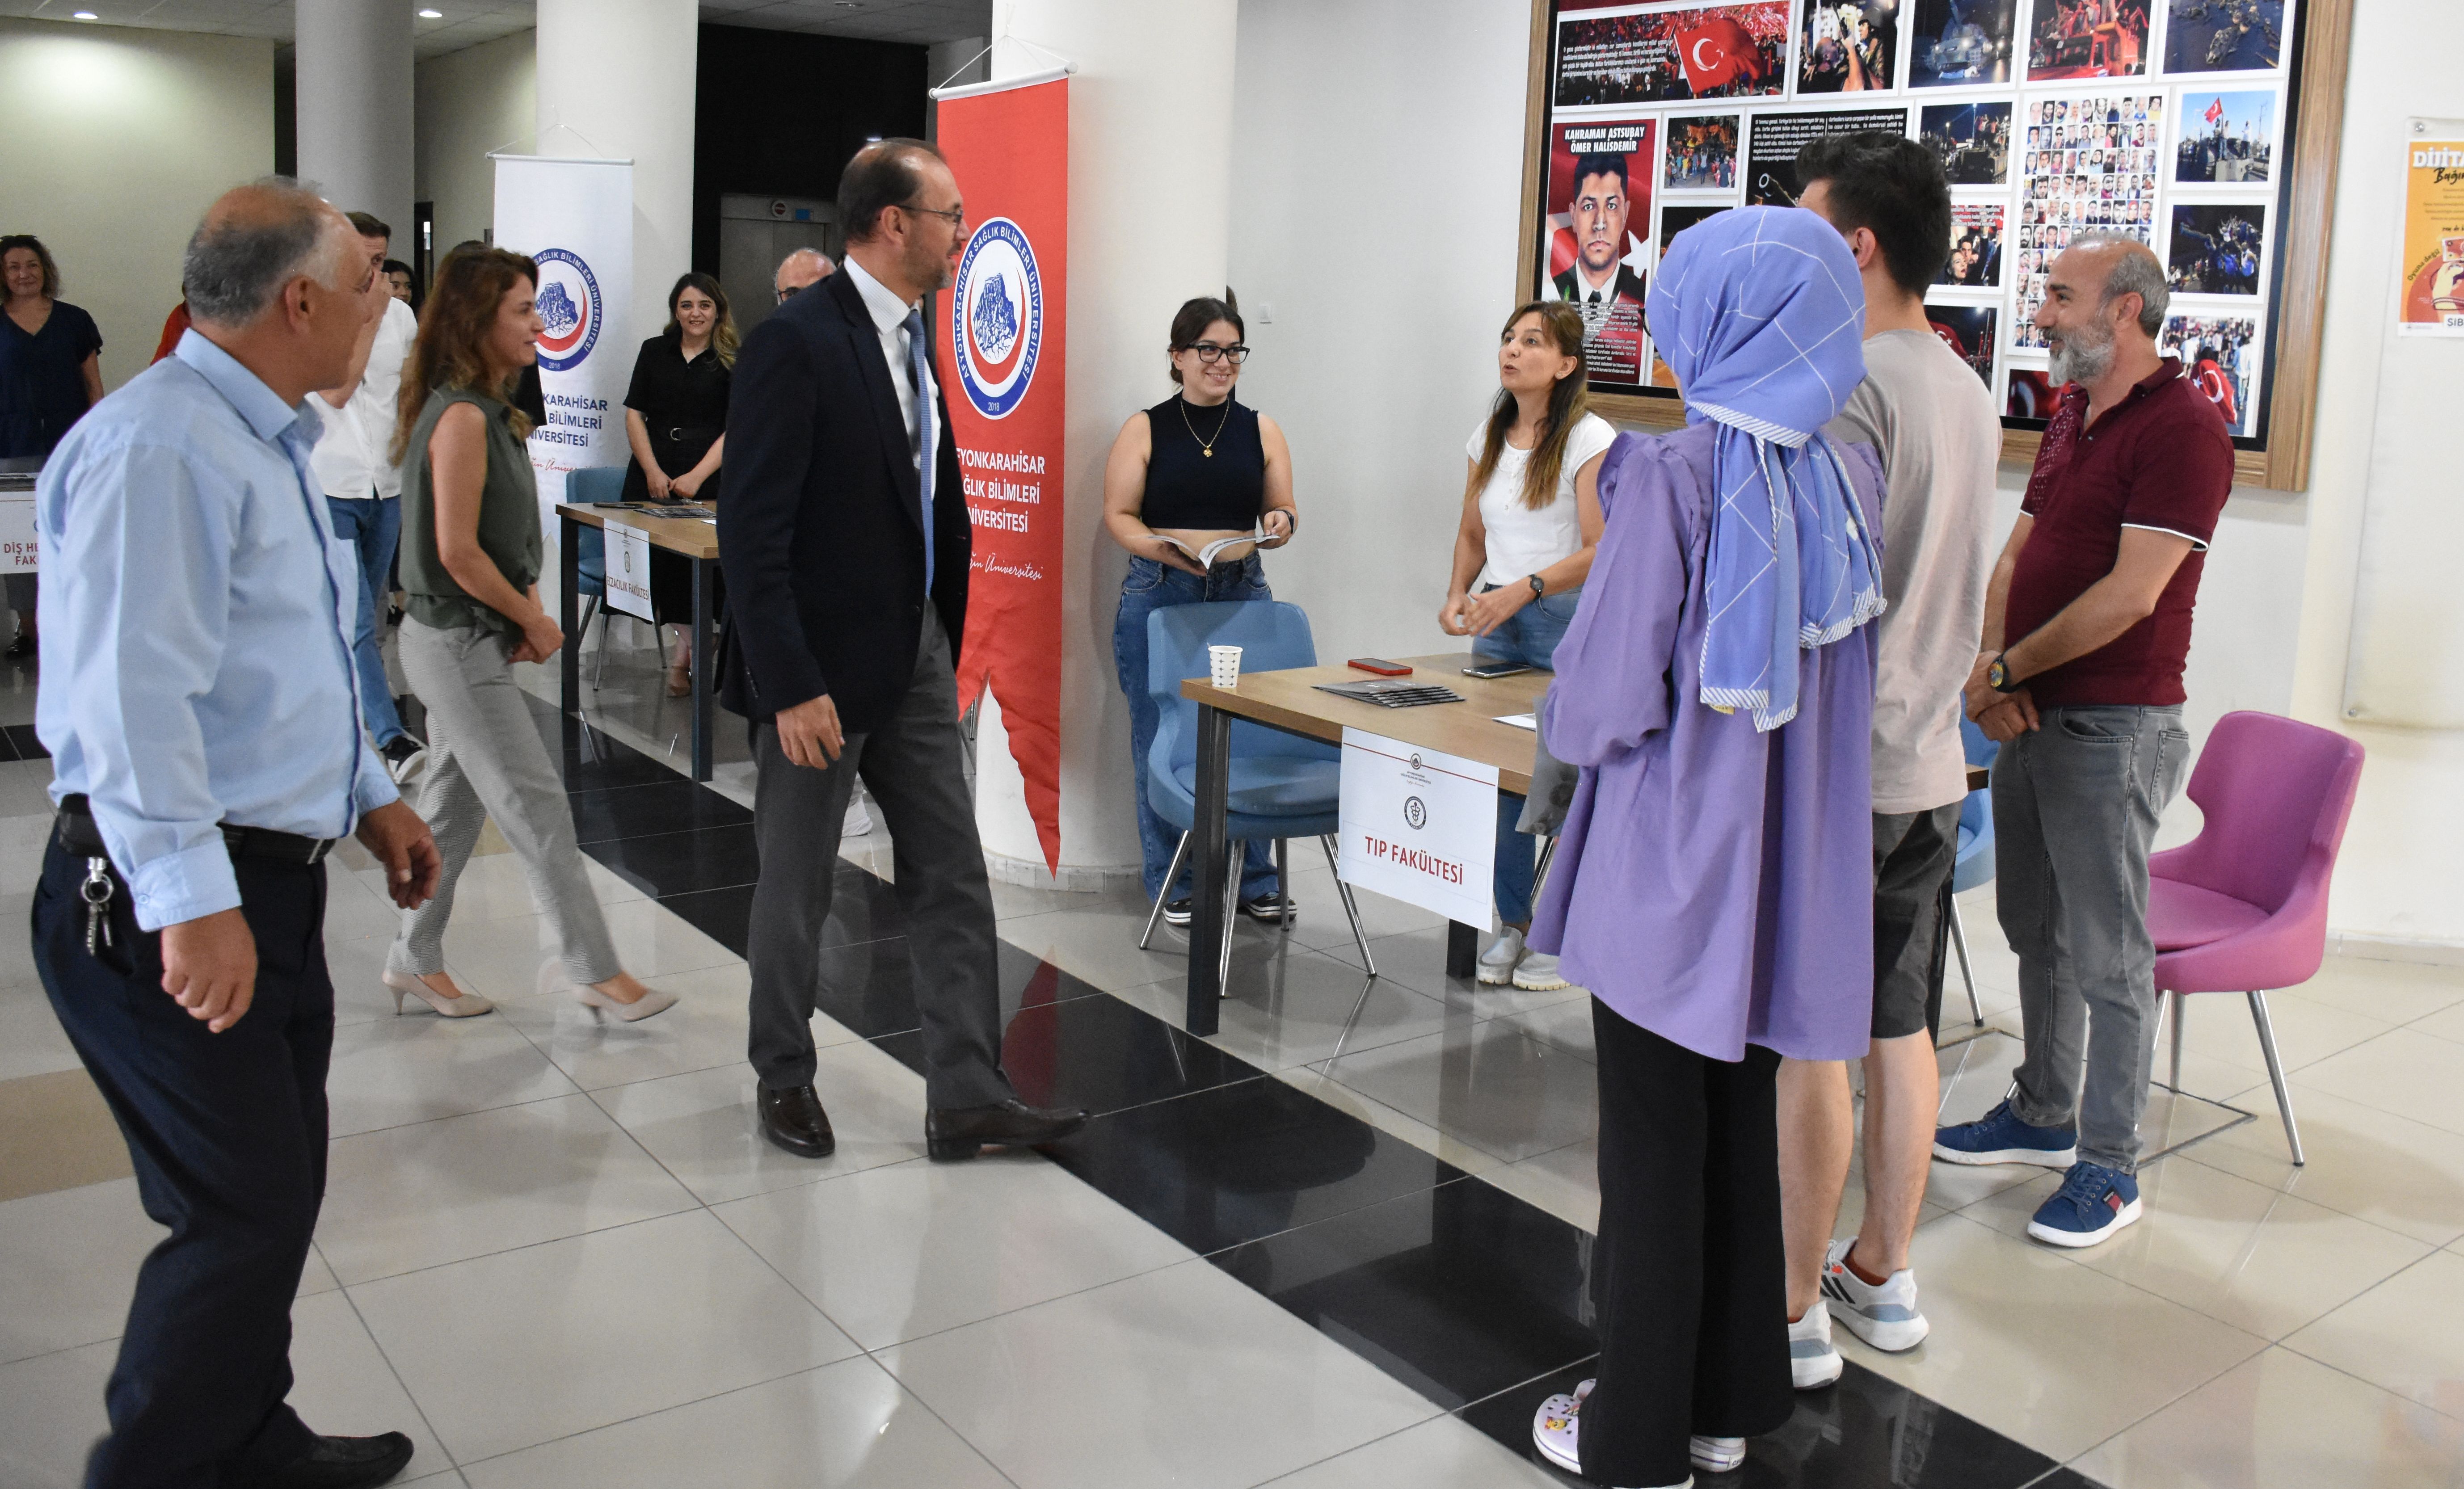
[720,139,1085,1161]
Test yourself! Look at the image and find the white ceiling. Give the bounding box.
[0,0,992,57]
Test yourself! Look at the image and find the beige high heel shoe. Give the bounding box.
[570,980,679,1023]
[383,971,495,1018]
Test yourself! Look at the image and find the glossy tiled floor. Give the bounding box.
[0,639,2460,1487]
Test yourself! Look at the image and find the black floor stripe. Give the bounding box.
[545,699,2098,1489]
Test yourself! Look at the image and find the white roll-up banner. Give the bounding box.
[490,155,635,609]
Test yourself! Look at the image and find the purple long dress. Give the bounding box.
[1528,421,1883,1063]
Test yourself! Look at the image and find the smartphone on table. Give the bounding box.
[1347,658,1413,676]
[1462,660,1532,680]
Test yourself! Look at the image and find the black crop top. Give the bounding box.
[1141,394,1266,529]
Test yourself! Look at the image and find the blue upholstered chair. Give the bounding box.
[1138,600,1376,983]
[563,466,634,689]
[1945,712,2001,1030]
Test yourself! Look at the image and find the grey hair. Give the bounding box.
[2071,232,2168,336]
[778,247,834,275]
[182,177,345,326]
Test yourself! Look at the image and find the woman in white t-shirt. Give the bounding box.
[1439,299,1616,992]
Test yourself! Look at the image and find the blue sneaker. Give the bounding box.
[2027,1161,2143,1248]
[1932,1098,2077,1168]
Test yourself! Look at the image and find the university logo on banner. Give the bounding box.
[952,218,1045,420]
[531,248,605,373]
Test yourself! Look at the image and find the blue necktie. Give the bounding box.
[902,309,937,596]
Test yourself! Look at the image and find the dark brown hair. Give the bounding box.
[1168,291,1243,387]
[344,210,392,242]
[391,247,537,463]
[837,138,948,245]
[0,235,63,299]
[1471,301,1591,512]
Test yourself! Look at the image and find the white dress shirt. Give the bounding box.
[310,294,418,499]
[840,255,932,473]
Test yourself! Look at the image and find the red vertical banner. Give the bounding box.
[937,79,1068,872]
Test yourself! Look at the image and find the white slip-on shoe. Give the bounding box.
[1819,1238,1929,1351]
[1789,1299,1844,1388]
[1512,951,1571,991]
[1477,926,1527,985]
[1531,1379,1589,1474]
[1689,1435,1747,1473]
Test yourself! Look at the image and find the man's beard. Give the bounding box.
[906,236,954,294]
[2047,321,2114,386]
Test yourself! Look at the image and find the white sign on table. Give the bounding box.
[0,496,37,575]
[1336,726,1498,926]
[604,521,654,621]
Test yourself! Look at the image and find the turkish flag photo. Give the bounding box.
[1551,2,1787,106]
[1677,17,1767,93]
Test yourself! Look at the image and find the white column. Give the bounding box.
[533,0,697,349]
[294,0,415,238]
[971,0,1238,887]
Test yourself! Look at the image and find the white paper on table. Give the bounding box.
[604,521,655,621]
[1336,727,1498,926]
[1492,713,1536,731]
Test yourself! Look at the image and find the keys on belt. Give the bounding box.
[51,795,337,957]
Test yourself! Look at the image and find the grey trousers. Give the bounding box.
[1996,704,2190,1173]
[388,616,622,986]
[746,607,1011,1110]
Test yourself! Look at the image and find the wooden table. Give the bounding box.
[1175,653,1552,1035]
[556,503,720,782]
[1174,651,1993,1036]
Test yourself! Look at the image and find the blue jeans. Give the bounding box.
[325,496,407,747]
[1112,555,1278,903]
[1473,582,1582,925]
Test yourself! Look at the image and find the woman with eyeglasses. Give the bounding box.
[1103,292,1299,929]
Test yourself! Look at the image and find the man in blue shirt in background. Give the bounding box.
[34,178,442,1489]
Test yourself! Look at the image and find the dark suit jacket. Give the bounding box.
[718,268,969,732]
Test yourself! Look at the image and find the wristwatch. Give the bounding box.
[1527,574,1546,600]
[1986,653,2021,693]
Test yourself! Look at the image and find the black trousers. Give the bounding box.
[744,607,1011,1110]
[31,836,332,1489]
[1584,1001,1792,1487]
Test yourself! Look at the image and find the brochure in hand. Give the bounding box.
[1157,529,1265,568]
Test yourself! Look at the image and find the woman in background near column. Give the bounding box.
[382,248,678,1023]
[0,234,103,657]
[384,259,421,314]
[1438,300,1614,993]
[621,271,736,696]
[1104,293,1298,928]
[1525,207,1882,1489]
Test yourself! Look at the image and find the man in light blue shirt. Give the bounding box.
[32,179,440,1489]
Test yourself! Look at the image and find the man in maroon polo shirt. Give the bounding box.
[1931,234,2233,1249]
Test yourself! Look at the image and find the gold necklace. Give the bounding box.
[1179,395,1233,458]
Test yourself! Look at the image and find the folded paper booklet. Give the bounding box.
[1313,680,1467,708]
[1158,529,1264,567]
[611,502,717,521]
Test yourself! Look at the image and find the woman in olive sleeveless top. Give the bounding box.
[382,249,678,1023]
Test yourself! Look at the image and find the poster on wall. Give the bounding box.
[2173,91,2275,183]
[2163,0,2287,74]
[1910,0,2015,86]
[1540,118,1656,385]
[1553,3,1790,105]
[1745,107,1908,206]
[1940,202,2005,286]
[2025,0,2149,81]
[1797,0,1900,93]
[1921,101,2011,184]
[2011,91,2164,345]
[1664,115,1741,188]
[935,76,1070,870]
[490,155,634,568]
[2166,203,2266,295]
[2395,130,2464,337]
[2161,313,2262,435]
[1926,303,1999,386]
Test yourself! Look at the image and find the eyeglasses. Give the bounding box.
[1180,342,1250,366]
[775,284,800,304]
[900,202,968,232]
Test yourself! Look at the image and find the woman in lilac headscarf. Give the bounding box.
[1525,207,1885,1489]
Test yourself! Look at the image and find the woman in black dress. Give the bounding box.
[621,272,734,695]
[0,234,103,656]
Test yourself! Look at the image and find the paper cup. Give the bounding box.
[1208,644,1243,689]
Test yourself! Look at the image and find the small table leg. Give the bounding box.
[559,512,580,719]
[690,556,714,783]
[1184,702,1233,1036]
[1446,921,1479,980]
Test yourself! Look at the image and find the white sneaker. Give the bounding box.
[1477,927,1526,984]
[1789,1299,1843,1388]
[843,795,873,837]
[1818,1238,1929,1351]
[1512,951,1570,991]
[1690,1435,1746,1473]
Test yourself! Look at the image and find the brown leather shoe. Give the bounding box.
[758,1084,836,1158]
[925,1099,1089,1161]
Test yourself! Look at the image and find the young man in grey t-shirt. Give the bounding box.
[1777,134,2000,1387]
